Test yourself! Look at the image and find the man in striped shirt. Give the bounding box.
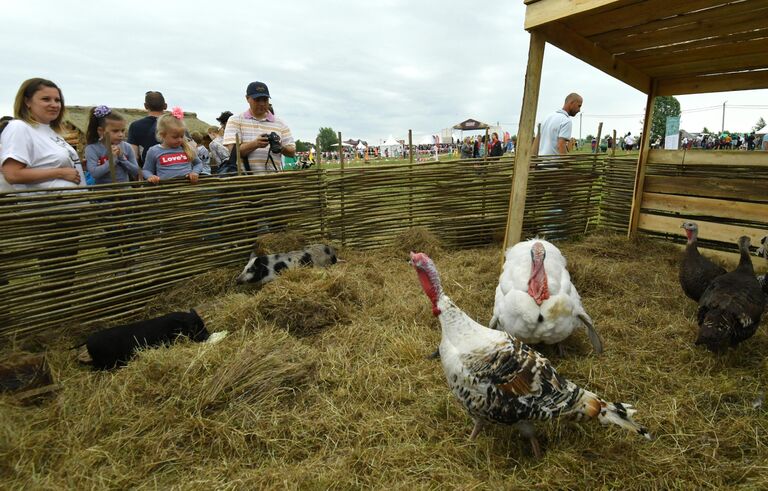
[223,81,296,174]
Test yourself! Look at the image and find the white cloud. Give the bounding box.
[1,0,766,143]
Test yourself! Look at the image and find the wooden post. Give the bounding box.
[408,129,413,164]
[628,80,658,238]
[104,133,117,183]
[235,134,243,175]
[315,137,321,169]
[484,127,490,161]
[594,122,603,154]
[338,131,345,246]
[503,31,545,250]
[612,129,617,157]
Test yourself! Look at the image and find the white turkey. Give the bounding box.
[696,236,766,352]
[488,239,602,355]
[410,251,651,458]
[679,221,726,302]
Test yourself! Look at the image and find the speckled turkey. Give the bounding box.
[410,251,651,458]
[696,236,766,352]
[679,221,726,302]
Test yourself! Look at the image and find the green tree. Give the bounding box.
[316,127,338,152]
[650,96,681,141]
[295,140,310,152]
[702,126,711,134]
[753,117,766,133]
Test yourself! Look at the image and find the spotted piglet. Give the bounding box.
[236,243,338,285]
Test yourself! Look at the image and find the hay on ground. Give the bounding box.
[1,233,767,489]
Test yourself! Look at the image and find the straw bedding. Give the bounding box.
[1,230,767,489]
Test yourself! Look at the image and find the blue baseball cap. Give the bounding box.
[246,81,270,99]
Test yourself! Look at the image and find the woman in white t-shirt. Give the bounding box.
[0,78,85,191]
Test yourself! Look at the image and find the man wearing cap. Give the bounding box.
[128,91,167,166]
[223,81,295,174]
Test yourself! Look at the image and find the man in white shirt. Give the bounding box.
[538,93,583,155]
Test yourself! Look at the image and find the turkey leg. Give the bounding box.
[516,421,543,459]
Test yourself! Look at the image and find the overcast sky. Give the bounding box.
[2,0,767,143]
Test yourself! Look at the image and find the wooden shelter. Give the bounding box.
[506,0,768,255]
[61,106,213,154]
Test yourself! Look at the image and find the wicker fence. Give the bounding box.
[0,155,624,340]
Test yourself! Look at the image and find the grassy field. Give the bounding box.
[1,231,766,489]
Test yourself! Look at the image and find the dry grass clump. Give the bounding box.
[253,267,358,337]
[143,267,241,315]
[2,232,768,489]
[250,230,310,256]
[388,226,444,258]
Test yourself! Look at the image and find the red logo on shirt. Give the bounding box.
[158,152,189,166]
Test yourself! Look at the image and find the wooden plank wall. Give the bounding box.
[637,149,768,265]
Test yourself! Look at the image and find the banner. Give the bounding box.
[664,116,680,150]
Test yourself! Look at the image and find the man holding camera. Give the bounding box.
[223,81,295,174]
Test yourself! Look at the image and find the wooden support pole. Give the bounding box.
[315,137,321,169]
[628,80,658,238]
[408,129,413,164]
[503,31,545,250]
[612,129,617,157]
[594,122,603,154]
[235,134,243,175]
[484,127,490,161]
[338,131,345,246]
[104,133,117,183]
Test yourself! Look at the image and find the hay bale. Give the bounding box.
[388,227,444,258]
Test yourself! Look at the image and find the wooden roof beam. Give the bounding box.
[524,0,633,30]
[535,22,651,93]
[657,70,768,95]
[572,0,737,38]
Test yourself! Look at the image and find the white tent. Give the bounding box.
[356,141,366,150]
[379,136,402,158]
[417,134,436,145]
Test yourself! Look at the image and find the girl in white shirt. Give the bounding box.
[0,78,85,192]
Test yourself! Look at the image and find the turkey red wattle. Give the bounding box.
[527,248,550,306]
[411,252,442,315]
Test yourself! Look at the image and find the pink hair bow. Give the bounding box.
[171,107,184,120]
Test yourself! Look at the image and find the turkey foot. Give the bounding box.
[469,420,485,441]
[516,421,543,459]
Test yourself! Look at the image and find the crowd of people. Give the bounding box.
[0,78,296,193]
[681,131,766,151]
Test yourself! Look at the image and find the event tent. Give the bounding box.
[379,136,403,158]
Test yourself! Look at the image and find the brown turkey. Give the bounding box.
[696,236,766,352]
[679,221,726,302]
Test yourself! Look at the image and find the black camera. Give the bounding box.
[262,132,282,154]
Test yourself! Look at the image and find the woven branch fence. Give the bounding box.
[0,155,626,340]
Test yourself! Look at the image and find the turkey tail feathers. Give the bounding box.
[598,401,653,441]
[577,313,604,354]
[488,314,499,331]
